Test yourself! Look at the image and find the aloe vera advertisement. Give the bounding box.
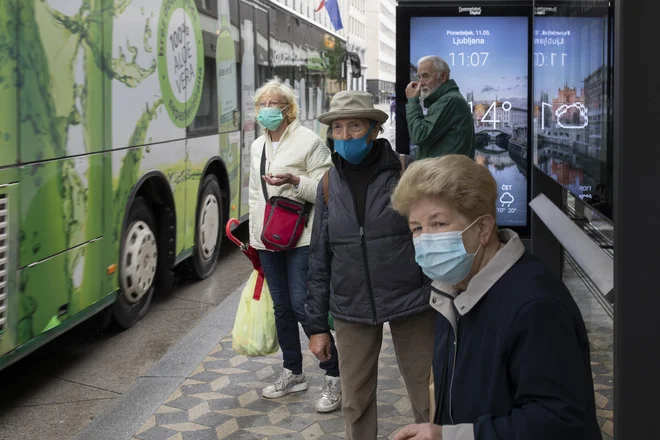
[0,0,17,169]
[1,0,219,359]
[14,0,114,352]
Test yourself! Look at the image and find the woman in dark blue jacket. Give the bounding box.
[391,155,602,440]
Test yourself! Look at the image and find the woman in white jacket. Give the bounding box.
[248,79,340,412]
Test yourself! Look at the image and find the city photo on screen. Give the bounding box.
[410,15,530,227]
[533,7,613,219]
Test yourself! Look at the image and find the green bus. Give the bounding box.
[0,0,346,371]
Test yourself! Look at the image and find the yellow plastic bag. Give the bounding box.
[232,270,279,357]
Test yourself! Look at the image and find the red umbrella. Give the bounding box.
[226,218,266,300]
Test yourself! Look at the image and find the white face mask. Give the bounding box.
[412,216,483,285]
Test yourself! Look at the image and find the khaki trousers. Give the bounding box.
[334,309,436,440]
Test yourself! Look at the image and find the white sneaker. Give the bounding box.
[316,376,342,412]
[262,368,308,399]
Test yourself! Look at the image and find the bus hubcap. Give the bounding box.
[121,221,157,304]
[199,194,219,260]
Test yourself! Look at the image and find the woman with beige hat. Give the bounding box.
[305,91,436,439]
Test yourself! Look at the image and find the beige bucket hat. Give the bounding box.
[318,91,389,125]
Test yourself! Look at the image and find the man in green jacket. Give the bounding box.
[406,55,475,159]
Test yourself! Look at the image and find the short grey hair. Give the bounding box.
[418,55,451,79]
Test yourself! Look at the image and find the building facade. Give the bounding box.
[365,0,396,104]
[273,0,367,91]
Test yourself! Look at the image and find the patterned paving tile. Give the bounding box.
[134,265,614,439]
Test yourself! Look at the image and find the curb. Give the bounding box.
[74,282,246,440]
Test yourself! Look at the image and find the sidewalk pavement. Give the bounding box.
[78,262,614,440]
[132,325,412,440]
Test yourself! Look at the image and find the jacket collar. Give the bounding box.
[430,230,525,329]
[423,79,459,106]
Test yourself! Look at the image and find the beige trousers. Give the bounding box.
[334,309,436,440]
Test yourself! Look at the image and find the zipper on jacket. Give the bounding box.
[448,314,459,425]
[352,188,377,324]
[337,157,400,325]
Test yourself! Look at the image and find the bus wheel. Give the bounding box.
[114,197,158,329]
[191,175,223,279]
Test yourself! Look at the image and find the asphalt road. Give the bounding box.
[0,223,253,440]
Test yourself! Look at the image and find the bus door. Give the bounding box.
[238,0,257,220]
[217,0,242,223]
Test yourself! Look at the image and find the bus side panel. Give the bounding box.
[183,134,240,251]
[111,0,186,152]
[17,0,108,277]
[109,142,187,290]
[0,0,18,168]
[18,1,105,164]
[222,132,241,222]
[18,157,103,268]
[111,0,208,262]
[15,239,103,346]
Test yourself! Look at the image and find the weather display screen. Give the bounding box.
[533,5,613,218]
[410,12,530,227]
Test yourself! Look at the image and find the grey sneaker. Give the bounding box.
[316,376,342,412]
[262,368,308,399]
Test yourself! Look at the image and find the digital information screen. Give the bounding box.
[410,14,530,228]
[533,6,613,219]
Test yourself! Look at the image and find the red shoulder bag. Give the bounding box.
[260,144,312,251]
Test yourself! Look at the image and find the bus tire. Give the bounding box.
[191,175,223,279]
[114,197,158,329]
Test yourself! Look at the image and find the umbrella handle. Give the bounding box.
[225,218,243,248]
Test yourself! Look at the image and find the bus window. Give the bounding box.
[195,0,218,17]
[255,5,270,89]
[188,56,218,136]
[188,31,219,137]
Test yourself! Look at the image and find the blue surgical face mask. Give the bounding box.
[413,216,483,285]
[257,106,287,131]
[334,123,376,164]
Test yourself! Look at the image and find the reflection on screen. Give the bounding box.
[410,16,529,227]
[533,7,613,219]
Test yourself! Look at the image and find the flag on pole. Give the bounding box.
[315,0,344,31]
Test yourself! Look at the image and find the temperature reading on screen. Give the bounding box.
[449,52,489,67]
[468,101,513,129]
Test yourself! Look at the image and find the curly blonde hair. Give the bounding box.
[254,78,299,124]
[391,155,497,221]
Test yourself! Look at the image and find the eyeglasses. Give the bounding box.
[257,100,287,108]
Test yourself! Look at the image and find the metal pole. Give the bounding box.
[614,0,660,436]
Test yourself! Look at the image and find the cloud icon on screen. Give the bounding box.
[500,192,514,206]
[555,103,589,129]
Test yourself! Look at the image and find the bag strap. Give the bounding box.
[260,141,269,202]
[323,170,330,206]
[399,154,407,176]
[261,139,313,216]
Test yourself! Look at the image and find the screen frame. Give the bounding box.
[396,2,534,238]
[532,1,615,222]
